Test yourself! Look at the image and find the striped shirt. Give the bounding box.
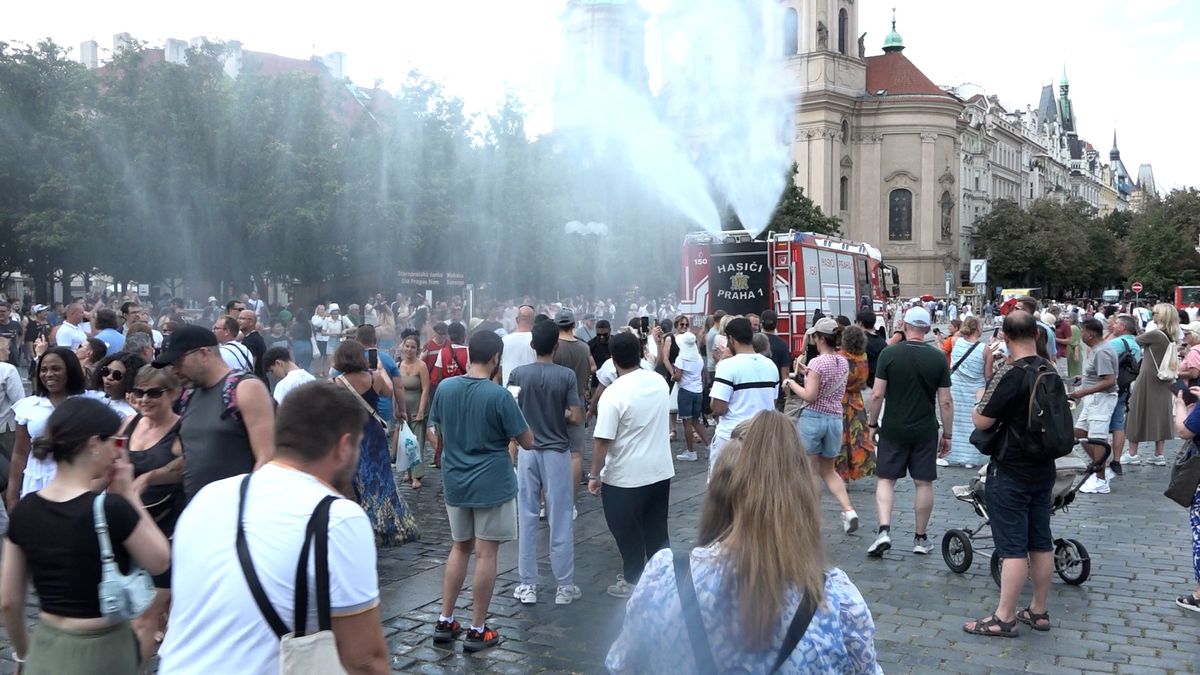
[710,353,779,439]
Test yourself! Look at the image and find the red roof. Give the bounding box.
[865,52,955,99]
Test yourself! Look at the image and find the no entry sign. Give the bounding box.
[1131,282,1143,293]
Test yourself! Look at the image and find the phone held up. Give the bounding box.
[367,348,379,370]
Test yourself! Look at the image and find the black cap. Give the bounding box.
[554,309,576,327]
[152,324,218,367]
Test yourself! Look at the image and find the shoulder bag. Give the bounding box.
[335,375,388,429]
[1165,440,1200,508]
[93,494,156,621]
[236,475,348,674]
[673,550,817,674]
[950,340,982,376]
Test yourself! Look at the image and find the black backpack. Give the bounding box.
[1115,336,1140,394]
[999,359,1075,462]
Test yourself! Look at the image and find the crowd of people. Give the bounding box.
[0,283,1197,673]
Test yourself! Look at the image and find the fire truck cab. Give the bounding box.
[680,230,897,356]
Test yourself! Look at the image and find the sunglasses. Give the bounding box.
[100,367,124,381]
[131,387,168,399]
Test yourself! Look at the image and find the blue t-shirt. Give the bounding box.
[428,376,529,508]
[1186,403,1200,437]
[1110,335,1143,363]
[95,328,125,353]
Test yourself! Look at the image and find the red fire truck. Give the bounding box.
[680,230,899,355]
[1176,286,1200,314]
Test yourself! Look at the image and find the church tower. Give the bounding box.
[560,0,650,95]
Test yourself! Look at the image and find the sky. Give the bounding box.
[5,0,1196,191]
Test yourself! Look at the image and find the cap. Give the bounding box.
[207,296,217,303]
[32,304,49,313]
[806,317,840,335]
[152,325,218,367]
[328,303,341,312]
[1184,321,1200,340]
[903,306,932,327]
[554,308,576,327]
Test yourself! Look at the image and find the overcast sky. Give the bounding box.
[5,0,1195,191]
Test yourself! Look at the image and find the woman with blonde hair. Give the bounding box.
[1125,303,1180,465]
[943,316,990,468]
[606,411,881,673]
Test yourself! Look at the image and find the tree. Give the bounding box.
[764,164,840,237]
[1128,189,1200,295]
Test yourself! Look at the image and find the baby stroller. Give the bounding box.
[940,441,1111,587]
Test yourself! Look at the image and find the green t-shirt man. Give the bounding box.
[876,340,951,443]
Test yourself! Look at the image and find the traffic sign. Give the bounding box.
[969,259,988,285]
[1131,281,1143,293]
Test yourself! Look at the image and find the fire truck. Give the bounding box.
[1176,286,1200,315]
[680,230,899,356]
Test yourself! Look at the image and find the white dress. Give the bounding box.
[12,396,58,496]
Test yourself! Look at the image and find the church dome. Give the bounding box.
[882,13,904,53]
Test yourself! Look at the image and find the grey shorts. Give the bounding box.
[567,421,586,454]
[446,499,517,543]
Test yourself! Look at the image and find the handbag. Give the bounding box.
[673,550,817,674]
[335,375,388,429]
[236,475,348,675]
[93,494,156,622]
[1164,441,1200,508]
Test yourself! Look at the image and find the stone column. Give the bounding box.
[920,132,938,252]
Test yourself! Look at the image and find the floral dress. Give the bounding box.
[836,351,875,481]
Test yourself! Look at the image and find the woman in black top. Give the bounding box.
[121,365,185,663]
[0,397,170,674]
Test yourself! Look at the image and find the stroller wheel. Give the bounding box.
[941,530,973,574]
[1055,538,1091,585]
[989,551,1002,587]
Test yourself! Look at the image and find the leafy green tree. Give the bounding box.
[764,164,840,237]
[1128,189,1200,295]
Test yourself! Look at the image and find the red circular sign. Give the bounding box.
[1131,282,1143,293]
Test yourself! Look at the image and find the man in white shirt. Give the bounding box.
[499,304,536,386]
[53,302,87,350]
[588,331,674,599]
[708,317,779,474]
[265,346,315,405]
[213,315,255,372]
[158,381,389,675]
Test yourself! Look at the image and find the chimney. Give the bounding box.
[113,32,132,53]
[321,51,346,80]
[80,40,99,69]
[223,40,243,79]
[165,38,187,65]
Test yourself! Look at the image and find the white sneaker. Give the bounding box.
[842,510,859,534]
[913,536,932,555]
[936,457,950,467]
[1078,475,1101,493]
[555,585,582,605]
[1120,452,1141,465]
[867,530,892,557]
[1152,455,1167,466]
[607,575,635,598]
[513,584,538,604]
[676,451,698,462]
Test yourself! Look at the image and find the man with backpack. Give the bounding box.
[1072,319,1119,494]
[965,310,1073,637]
[1109,315,1142,465]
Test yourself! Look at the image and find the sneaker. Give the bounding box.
[1152,454,1167,466]
[867,530,892,558]
[1119,452,1141,465]
[841,510,859,534]
[936,457,950,467]
[433,618,463,643]
[1078,474,1101,493]
[512,583,537,604]
[463,625,501,652]
[676,450,699,462]
[555,585,582,605]
[607,575,635,598]
[913,536,932,555]
[1082,477,1111,494]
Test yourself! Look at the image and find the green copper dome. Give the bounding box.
[882,12,904,53]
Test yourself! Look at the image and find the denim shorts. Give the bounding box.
[986,466,1055,558]
[1109,389,1130,432]
[797,410,843,459]
[677,388,703,420]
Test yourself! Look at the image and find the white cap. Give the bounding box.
[328,303,341,312]
[903,306,931,327]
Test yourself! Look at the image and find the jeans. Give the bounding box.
[987,466,1055,558]
[517,449,575,586]
[601,478,671,583]
[797,409,843,458]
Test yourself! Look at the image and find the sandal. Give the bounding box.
[963,613,1018,638]
[1177,593,1200,613]
[1016,607,1051,631]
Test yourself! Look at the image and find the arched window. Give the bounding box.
[840,176,849,212]
[837,9,848,55]
[783,8,799,56]
[889,189,912,240]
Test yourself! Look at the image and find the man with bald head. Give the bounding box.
[499,304,537,387]
[238,309,267,378]
[54,302,87,350]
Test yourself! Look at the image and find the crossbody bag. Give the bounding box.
[236,474,347,674]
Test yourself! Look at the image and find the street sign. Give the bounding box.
[1131,281,1143,293]
[969,259,988,285]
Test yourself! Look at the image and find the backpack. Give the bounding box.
[1148,341,1179,382]
[178,370,258,424]
[1115,336,1140,394]
[999,359,1075,462]
[430,344,467,385]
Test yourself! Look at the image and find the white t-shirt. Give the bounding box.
[593,369,675,489]
[312,315,329,342]
[673,355,704,394]
[500,331,536,386]
[273,368,316,405]
[710,352,780,439]
[54,321,87,349]
[596,357,655,387]
[159,464,379,675]
[220,341,255,372]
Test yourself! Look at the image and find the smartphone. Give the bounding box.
[367,348,379,370]
[1183,387,1199,407]
[639,317,651,336]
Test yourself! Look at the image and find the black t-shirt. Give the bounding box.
[864,331,887,387]
[7,492,139,618]
[242,331,267,378]
[979,356,1057,483]
[767,333,790,377]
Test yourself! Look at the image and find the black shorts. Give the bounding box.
[876,436,938,482]
[986,466,1054,558]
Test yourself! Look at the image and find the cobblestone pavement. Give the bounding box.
[1,437,1198,673]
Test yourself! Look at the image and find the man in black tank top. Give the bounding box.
[152,325,276,501]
